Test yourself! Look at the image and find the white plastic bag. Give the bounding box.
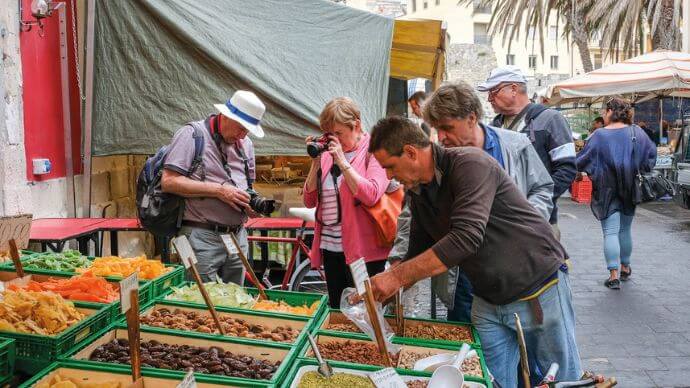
[340,287,400,354]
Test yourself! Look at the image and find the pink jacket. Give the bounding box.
[303,133,391,267]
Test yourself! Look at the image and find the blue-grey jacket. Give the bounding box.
[389,125,554,308]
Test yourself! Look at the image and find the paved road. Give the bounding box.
[409,200,690,387]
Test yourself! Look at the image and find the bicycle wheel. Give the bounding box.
[289,259,328,294]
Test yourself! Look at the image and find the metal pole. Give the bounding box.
[81,0,95,217]
[58,4,76,218]
[660,97,664,144]
[682,0,690,53]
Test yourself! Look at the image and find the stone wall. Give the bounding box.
[0,3,32,217]
[445,43,498,122]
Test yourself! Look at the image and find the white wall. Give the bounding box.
[1,2,72,219]
[1,1,33,217]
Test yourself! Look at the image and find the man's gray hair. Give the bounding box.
[422,81,484,126]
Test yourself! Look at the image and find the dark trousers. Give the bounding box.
[322,250,386,308]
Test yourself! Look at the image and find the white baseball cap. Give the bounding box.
[214,90,266,138]
[476,65,528,92]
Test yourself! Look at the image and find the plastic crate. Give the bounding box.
[149,264,185,297]
[19,360,272,387]
[0,338,15,386]
[64,324,298,386]
[5,303,110,374]
[571,176,592,203]
[0,268,152,324]
[159,282,328,322]
[134,300,311,347]
[293,337,493,388]
[315,309,481,349]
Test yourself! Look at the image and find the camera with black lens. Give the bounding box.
[306,134,331,158]
[246,188,279,216]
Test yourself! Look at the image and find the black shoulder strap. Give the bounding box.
[188,125,206,180]
[315,165,342,226]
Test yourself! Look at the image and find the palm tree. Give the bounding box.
[463,0,682,73]
[588,0,682,56]
[462,0,595,72]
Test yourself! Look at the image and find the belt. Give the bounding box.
[181,221,242,234]
[518,263,569,325]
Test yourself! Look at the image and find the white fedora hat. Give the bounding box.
[214,90,265,138]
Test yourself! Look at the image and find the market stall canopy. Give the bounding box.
[390,19,446,87]
[543,50,690,106]
[91,0,394,156]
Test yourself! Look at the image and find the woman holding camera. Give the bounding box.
[303,97,392,307]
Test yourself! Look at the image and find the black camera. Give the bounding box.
[246,188,279,216]
[306,135,331,158]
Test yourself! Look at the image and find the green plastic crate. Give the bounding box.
[149,264,185,297]
[280,358,487,388]
[133,299,311,347]
[315,308,481,348]
[4,303,110,374]
[6,253,171,301]
[19,360,273,387]
[0,337,15,385]
[0,268,153,324]
[158,282,328,323]
[63,324,298,386]
[297,332,492,387]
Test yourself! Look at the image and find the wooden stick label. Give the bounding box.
[177,370,197,388]
[349,257,369,296]
[172,236,197,269]
[369,367,406,388]
[120,273,139,313]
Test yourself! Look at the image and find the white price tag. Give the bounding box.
[176,370,197,388]
[119,273,139,313]
[349,257,369,296]
[172,236,197,269]
[368,368,407,388]
[220,234,239,255]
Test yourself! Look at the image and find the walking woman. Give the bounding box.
[576,98,656,289]
[303,97,392,307]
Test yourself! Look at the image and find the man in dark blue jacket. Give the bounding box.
[478,66,577,239]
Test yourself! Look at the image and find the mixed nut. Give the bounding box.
[325,322,361,333]
[397,350,483,377]
[404,323,473,343]
[140,308,299,343]
[88,338,279,380]
[315,340,400,367]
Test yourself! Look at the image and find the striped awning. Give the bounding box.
[543,50,690,106]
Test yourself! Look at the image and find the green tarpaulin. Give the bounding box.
[92,0,394,156]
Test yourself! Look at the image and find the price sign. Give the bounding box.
[119,273,139,313]
[177,370,197,388]
[220,234,239,255]
[368,368,407,388]
[172,236,197,269]
[349,257,369,296]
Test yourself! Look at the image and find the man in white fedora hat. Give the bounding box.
[162,90,272,284]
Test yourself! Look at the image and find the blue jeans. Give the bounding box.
[472,272,582,387]
[447,270,473,323]
[600,212,634,271]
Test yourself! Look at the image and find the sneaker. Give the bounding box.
[604,278,620,289]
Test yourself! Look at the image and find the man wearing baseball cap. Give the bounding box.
[478,66,577,239]
[161,90,267,284]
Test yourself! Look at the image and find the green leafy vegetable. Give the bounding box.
[165,282,256,309]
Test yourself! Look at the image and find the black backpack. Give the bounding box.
[136,125,205,237]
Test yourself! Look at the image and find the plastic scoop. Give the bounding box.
[413,349,478,372]
[307,334,333,378]
[428,343,471,388]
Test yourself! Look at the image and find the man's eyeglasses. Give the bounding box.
[488,83,513,98]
